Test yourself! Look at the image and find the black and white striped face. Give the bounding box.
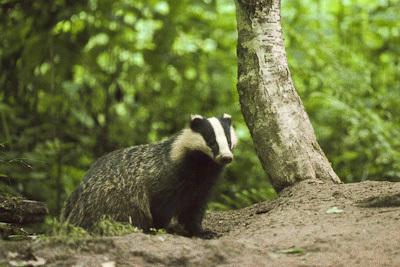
[190,114,237,165]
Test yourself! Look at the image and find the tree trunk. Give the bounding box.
[235,0,341,191]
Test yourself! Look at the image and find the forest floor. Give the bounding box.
[1,180,400,267]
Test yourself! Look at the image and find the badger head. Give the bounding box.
[171,114,238,165]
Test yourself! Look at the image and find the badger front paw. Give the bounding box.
[184,223,203,236]
[186,226,218,239]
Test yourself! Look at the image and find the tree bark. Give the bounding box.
[235,0,341,191]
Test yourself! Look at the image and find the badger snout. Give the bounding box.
[216,154,233,165]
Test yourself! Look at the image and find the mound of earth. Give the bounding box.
[1,180,399,266]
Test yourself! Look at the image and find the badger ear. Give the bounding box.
[230,126,238,149]
[222,113,232,124]
[190,114,203,130]
[191,114,203,121]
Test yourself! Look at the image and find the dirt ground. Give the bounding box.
[1,180,400,267]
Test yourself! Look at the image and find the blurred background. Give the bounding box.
[0,0,399,216]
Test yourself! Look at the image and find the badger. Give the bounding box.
[61,113,237,235]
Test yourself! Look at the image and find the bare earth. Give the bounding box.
[1,180,400,266]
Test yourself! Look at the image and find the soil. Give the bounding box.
[1,180,400,267]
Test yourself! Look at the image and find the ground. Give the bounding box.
[1,180,400,267]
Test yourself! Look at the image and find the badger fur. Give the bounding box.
[62,114,237,235]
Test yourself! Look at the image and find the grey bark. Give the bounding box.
[235,0,341,191]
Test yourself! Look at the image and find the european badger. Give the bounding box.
[62,114,237,235]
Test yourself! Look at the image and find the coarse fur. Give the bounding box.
[62,114,237,235]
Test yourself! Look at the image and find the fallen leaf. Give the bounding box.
[326,207,344,214]
[101,261,116,267]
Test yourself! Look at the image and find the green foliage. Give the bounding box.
[0,0,399,217]
[283,0,400,182]
[0,0,260,214]
[0,183,19,197]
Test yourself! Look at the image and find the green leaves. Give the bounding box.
[284,0,400,183]
[0,0,248,215]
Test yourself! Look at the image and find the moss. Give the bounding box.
[91,216,141,236]
[148,228,166,235]
[38,217,90,244]
[5,216,162,246]
[34,216,145,246]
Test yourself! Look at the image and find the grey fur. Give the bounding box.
[62,120,234,235]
